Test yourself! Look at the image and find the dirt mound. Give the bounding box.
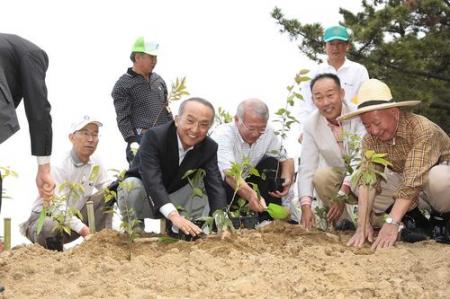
[1,222,450,298]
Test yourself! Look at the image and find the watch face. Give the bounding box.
[386,217,394,224]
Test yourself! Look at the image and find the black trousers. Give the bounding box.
[224,156,282,222]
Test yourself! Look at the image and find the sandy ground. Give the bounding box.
[1,221,450,299]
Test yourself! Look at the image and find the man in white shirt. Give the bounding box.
[21,116,111,249]
[211,98,295,222]
[298,25,369,142]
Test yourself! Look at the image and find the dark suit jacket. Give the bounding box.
[126,121,227,215]
[0,33,52,155]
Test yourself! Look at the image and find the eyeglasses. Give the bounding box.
[239,119,266,134]
[76,130,99,140]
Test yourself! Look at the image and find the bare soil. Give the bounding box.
[1,221,450,298]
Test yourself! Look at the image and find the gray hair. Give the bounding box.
[236,98,269,121]
[178,97,216,124]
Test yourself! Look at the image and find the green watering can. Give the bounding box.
[267,203,289,220]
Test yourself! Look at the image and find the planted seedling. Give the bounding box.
[327,132,363,227]
[152,76,190,127]
[1,166,18,251]
[225,158,262,229]
[0,166,18,200]
[315,206,330,231]
[270,69,308,192]
[117,178,142,259]
[36,181,84,251]
[351,149,392,243]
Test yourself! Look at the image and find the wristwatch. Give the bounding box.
[385,216,404,232]
[385,217,400,226]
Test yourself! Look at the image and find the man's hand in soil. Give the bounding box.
[371,223,398,250]
[347,223,374,247]
[327,201,345,223]
[300,204,315,230]
[168,212,202,236]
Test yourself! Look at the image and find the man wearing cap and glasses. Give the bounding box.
[339,79,450,250]
[112,37,172,164]
[211,98,295,222]
[297,25,369,143]
[20,116,112,249]
[0,33,55,293]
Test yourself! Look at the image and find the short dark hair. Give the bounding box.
[130,52,140,62]
[310,73,341,92]
[178,97,216,125]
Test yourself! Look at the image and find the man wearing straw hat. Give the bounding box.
[339,79,450,250]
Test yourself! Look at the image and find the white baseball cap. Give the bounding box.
[70,115,103,133]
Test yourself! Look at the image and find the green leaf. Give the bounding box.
[36,208,47,235]
[63,226,71,235]
[192,187,204,198]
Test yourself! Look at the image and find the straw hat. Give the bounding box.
[338,79,420,121]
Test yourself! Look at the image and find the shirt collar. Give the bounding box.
[327,58,350,72]
[127,67,152,79]
[70,149,91,168]
[177,132,194,155]
[127,67,138,77]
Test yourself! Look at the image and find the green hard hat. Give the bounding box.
[132,36,159,56]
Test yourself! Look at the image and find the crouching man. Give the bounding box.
[338,79,450,250]
[117,98,227,237]
[21,116,112,248]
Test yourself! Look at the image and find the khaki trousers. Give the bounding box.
[312,167,354,221]
[313,164,450,225]
[365,164,450,214]
[23,191,112,246]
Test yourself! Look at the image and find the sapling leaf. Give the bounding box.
[36,208,47,235]
[192,187,204,198]
[364,150,375,159]
[63,226,71,235]
[89,165,100,184]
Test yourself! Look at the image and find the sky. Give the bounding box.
[0,0,362,246]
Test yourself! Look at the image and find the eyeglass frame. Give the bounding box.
[239,119,267,134]
[75,129,100,140]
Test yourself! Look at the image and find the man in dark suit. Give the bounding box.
[118,97,227,237]
[0,33,54,292]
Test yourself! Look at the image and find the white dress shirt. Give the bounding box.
[211,122,287,178]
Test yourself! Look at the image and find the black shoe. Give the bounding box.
[399,208,430,243]
[0,283,4,293]
[430,212,450,244]
[400,227,429,243]
[335,219,356,231]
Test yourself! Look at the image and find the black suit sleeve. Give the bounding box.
[20,49,52,156]
[203,142,227,214]
[137,130,172,211]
